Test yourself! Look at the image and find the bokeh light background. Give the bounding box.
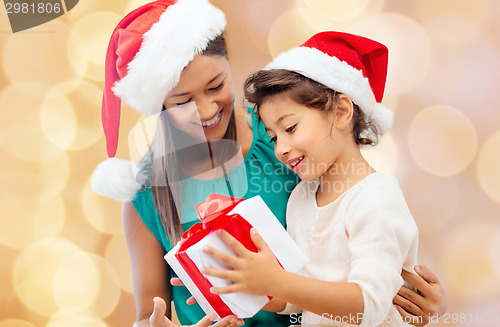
[1,0,500,326]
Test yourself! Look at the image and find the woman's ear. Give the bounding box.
[334,94,354,130]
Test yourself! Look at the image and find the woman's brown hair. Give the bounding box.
[244,69,379,146]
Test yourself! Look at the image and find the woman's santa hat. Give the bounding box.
[265,31,393,134]
[91,0,226,201]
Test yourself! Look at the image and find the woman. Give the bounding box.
[91,1,446,326]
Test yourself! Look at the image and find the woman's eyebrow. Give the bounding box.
[170,91,190,98]
[207,72,224,85]
[169,73,224,98]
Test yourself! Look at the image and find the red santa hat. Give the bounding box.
[91,0,226,201]
[265,31,393,134]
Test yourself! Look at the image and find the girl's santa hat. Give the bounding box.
[91,0,226,201]
[265,31,393,134]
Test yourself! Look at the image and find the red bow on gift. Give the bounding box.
[175,194,260,319]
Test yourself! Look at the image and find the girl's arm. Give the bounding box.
[122,202,172,326]
[202,229,364,324]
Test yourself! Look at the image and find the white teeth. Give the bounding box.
[199,111,221,127]
[290,156,304,167]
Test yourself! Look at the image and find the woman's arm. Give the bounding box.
[147,296,242,327]
[261,298,287,313]
[123,202,244,327]
[123,202,172,326]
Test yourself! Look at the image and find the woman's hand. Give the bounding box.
[170,278,197,305]
[393,265,448,326]
[149,297,244,326]
[201,229,283,296]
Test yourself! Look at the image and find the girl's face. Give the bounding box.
[163,54,235,140]
[260,96,346,181]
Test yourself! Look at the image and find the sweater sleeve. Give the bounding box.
[344,177,419,326]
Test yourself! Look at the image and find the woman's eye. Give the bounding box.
[285,124,297,133]
[209,81,224,91]
[176,99,192,107]
[269,136,277,144]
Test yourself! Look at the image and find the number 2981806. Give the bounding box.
[5,2,62,14]
[441,312,498,324]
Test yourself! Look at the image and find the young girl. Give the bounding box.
[201,31,420,326]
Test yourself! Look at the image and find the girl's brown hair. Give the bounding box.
[150,34,235,246]
[244,69,379,146]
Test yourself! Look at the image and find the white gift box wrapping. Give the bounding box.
[165,195,308,320]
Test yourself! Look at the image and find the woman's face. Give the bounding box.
[163,54,235,140]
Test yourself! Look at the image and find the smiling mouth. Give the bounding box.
[289,156,304,171]
[197,110,222,128]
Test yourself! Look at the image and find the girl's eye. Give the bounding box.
[176,99,192,107]
[269,136,277,144]
[285,124,297,133]
[209,81,224,91]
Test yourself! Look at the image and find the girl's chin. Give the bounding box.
[298,174,315,181]
[296,169,323,181]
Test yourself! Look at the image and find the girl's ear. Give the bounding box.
[334,94,354,130]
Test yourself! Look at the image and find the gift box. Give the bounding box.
[165,193,308,320]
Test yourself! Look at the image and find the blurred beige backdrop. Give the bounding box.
[1,0,500,326]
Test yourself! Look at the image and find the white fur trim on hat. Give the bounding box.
[265,46,393,134]
[113,0,226,116]
[91,158,144,202]
[370,103,394,134]
[266,47,372,113]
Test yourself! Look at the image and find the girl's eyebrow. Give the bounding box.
[264,114,294,132]
[169,73,224,98]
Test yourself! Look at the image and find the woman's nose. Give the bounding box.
[196,97,218,121]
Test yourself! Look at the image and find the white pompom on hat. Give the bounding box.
[91,0,226,201]
[265,31,393,135]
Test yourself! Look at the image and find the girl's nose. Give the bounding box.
[275,140,291,159]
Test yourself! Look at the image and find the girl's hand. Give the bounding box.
[149,297,244,326]
[393,265,448,326]
[201,229,283,296]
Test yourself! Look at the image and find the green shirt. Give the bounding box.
[132,108,299,326]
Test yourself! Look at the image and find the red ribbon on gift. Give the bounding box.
[175,194,259,319]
